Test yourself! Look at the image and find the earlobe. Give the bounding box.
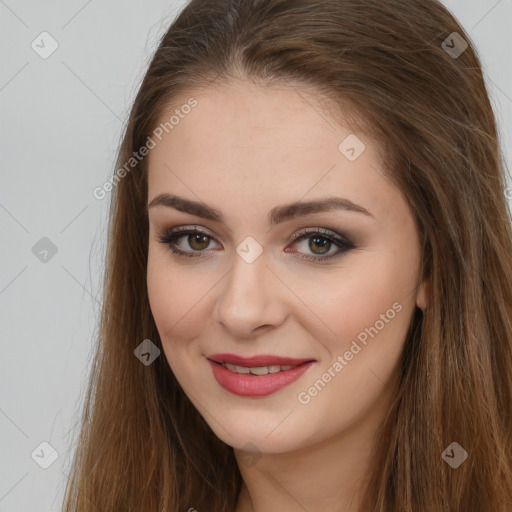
[416,277,428,311]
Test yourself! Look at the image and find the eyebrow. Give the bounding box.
[148,193,374,225]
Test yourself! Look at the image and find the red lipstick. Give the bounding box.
[206,353,315,397]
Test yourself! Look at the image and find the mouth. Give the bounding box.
[214,361,301,375]
[206,353,316,397]
[207,352,314,368]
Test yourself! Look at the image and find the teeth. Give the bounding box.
[249,366,269,375]
[225,362,250,374]
[222,362,299,375]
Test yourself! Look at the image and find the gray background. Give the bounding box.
[1,1,511,510]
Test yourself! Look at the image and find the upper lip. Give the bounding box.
[207,353,315,367]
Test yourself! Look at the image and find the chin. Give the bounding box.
[205,410,316,456]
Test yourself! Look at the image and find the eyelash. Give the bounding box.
[157,225,356,264]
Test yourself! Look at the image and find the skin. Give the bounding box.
[146,78,427,512]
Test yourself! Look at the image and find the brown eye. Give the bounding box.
[288,228,355,263]
[307,236,331,255]
[187,233,211,251]
[158,226,356,263]
[157,227,220,258]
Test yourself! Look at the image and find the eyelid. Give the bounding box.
[290,226,354,246]
[157,224,356,262]
[159,224,353,243]
[164,224,215,237]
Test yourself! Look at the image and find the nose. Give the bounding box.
[213,250,288,338]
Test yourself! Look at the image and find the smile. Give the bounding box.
[221,362,298,375]
[206,354,316,397]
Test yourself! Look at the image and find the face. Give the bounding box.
[146,78,427,455]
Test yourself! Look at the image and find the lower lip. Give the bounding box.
[207,359,315,397]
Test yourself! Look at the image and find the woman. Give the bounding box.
[63,0,512,510]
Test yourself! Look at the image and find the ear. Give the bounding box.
[416,275,429,311]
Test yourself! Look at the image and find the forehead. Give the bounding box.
[146,79,402,227]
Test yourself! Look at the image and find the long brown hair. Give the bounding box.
[62,0,512,510]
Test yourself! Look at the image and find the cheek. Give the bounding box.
[291,256,415,443]
[146,245,223,382]
[147,254,203,389]
[147,248,174,334]
[313,256,416,355]
[146,247,203,345]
